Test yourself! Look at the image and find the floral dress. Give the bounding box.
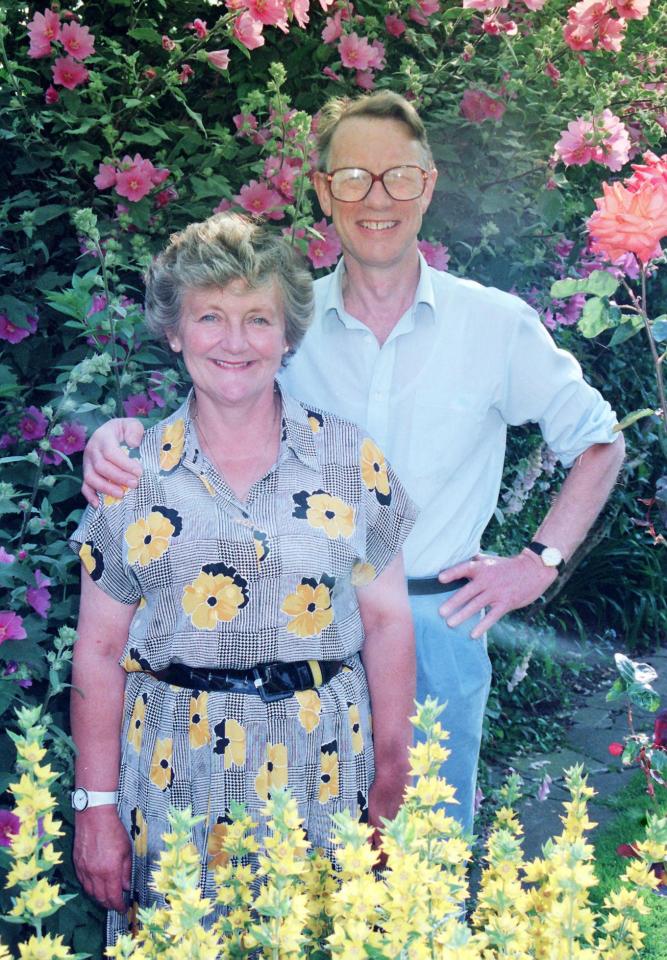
[70,384,416,945]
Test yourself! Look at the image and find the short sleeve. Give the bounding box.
[358,435,418,580]
[500,301,619,467]
[69,498,142,605]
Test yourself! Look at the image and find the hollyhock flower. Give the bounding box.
[27,569,51,619]
[555,110,630,172]
[354,70,374,91]
[0,547,15,564]
[384,13,406,36]
[144,67,157,80]
[19,406,48,442]
[338,33,374,71]
[52,56,89,90]
[612,0,650,17]
[94,163,117,190]
[0,810,20,847]
[235,180,285,219]
[597,13,626,52]
[44,85,60,104]
[154,186,178,209]
[186,18,208,38]
[522,0,547,8]
[0,611,27,643]
[409,0,440,23]
[0,434,14,450]
[115,158,154,202]
[321,11,343,43]
[179,64,194,84]
[151,167,170,186]
[418,239,450,271]
[59,21,95,60]
[460,88,505,123]
[544,62,560,84]
[322,66,342,82]
[367,39,386,71]
[243,0,288,30]
[270,163,299,201]
[87,294,107,316]
[588,178,667,264]
[48,420,87,464]
[291,0,311,28]
[0,313,37,344]
[27,9,60,58]
[233,112,259,136]
[463,0,508,8]
[233,13,265,50]
[206,49,231,70]
[213,198,233,214]
[162,35,176,51]
[307,219,342,268]
[123,393,156,417]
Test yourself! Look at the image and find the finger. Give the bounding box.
[119,418,145,449]
[439,582,482,618]
[81,481,100,509]
[445,595,489,628]
[438,561,473,583]
[92,445,142,478]
[470,608,501,639]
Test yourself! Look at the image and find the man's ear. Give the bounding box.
[419,166,438,215]
[312,171,333,218]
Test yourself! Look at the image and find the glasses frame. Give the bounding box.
[324,165,430,203]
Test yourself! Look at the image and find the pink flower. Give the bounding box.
[233,112,259,136]
[233,12,265,50]
[307,218,342,268]
[154,186,178,209]
[52,56,89,90]
[59,21,95,60]
[115,156,155,202]
[147,371,175,408]
[321,11,343,43]
[460,88,506,123]
[87,294,108,316]
[385,14,406,36]
[179,64,194,84]
[44,85,60,104]
[0,313,37,344]
[27,9,60,58]
[162,35,176,51]
[186,18,208,38]
[608,741,624,756]
[544,62,560,84]
[418,239,450,271]
[0,810,20,847]
[213,198,233,214]
[48,420,87,464]
[563,0,627,53]
[588,178,667,264]
[150,167,170,186]
[522,0,547,8]
[463,0,508,8]
[206,49,231,70]
[289,0,310,28]
[0,547,15,564]
[537,773,552,802]
[235,179,285,220]
[338,32,374,71]
[322,66,342,82]
[612,0,650,17]
[123,393,156,417]
[367,39,386,71]
[0,434,14,450]
[270,162,299,201]
[0,612,27,644]
[555,110,630,172]
[409,0,440,22]
[355,70,375,91]
[627,150,667,191]
[27,570,51,620]
[94,163,117,190]
[243,0,289,29]
[19,406,48,442]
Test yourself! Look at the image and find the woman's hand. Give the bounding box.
[82,418,144,507]
[73,806,132,912]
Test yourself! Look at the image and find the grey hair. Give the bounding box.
[144,213,314,354]
[316,91,433,171]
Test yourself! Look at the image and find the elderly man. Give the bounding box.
[82,91,625,834]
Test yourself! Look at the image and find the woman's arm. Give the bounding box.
[71,568,137,911]
[357,552,415,839]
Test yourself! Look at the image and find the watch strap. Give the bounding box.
[527,541,564,572]
[71,788,118,810]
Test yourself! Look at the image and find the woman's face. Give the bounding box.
[169,277,288,412]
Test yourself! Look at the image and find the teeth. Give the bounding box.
[360,221,397,231]
[212,359,250,368]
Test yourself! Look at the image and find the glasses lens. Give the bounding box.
[329,168,372,201]
[382,166,425,201]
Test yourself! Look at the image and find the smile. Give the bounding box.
[359,220,398,231]
[211,359,253,368]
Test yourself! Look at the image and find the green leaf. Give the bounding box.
[578,297,617,338]
[649,749,667,774]
[128,26,163,44]
[32,204,68,226]
[614,408,658,432]
[615,652,658,686]
[626,681,661,712]
[609,316,643,347]
[621,741,641,766]
[551,270,619,300]
[606,678,627,701]
[652,315,667,342]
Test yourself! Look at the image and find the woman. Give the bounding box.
[70,213,416,944]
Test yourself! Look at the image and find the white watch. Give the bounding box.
[71,787,118,811]
[527,541,564,572]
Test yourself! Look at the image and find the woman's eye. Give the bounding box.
[249,315,269,325]
[199,313,218,322]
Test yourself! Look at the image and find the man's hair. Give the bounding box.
[144,213,314,354]
[316,91,433,171]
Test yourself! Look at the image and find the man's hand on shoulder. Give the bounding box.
[437,551,558,639]
[82,418,144,507]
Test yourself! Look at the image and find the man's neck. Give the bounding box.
[340,253,421,345]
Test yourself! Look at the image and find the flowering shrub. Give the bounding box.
[0,0,666,949]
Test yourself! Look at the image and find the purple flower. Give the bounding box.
[0,313,38,344]
[123,393,156,417]
[0,433,14,449]
[537,773,553,802]
[0,809,20,847]
[87,294,108,317]
[0,611,27,643]
[19,406,48,442]
[26,569,51,619]
[0,547,14,564]
[43,420,87,465]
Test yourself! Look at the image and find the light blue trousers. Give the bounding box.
[410,591,492,836]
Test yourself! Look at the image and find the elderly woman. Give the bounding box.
[69,213,416,944]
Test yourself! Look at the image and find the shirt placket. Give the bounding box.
[365,336,396,450]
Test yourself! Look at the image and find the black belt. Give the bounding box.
[147,659,345,703]
[407,577,469,596]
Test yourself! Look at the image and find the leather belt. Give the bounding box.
[407,577,469,596]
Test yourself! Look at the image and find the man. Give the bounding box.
[82,91,625,834]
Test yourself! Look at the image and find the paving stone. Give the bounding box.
[570,705,615,729]
[566,724,624,765]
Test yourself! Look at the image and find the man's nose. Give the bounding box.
[364,176,393,206]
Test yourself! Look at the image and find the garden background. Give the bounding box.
[0,0,666,955]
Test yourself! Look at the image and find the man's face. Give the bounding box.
[313,116,437,274]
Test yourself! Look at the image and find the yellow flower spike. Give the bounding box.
[16,742,47,765]
[16,933,74,959]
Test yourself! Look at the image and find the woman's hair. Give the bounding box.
[316,91,433,172]
[144,213,314,353]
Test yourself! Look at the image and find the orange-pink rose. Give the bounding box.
[587,179,667,264]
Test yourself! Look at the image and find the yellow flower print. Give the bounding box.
[292,490,355,539]
[149,738,174,791]
[127,693,147,753]
[159,418,185,472]
[347,702,364,754]
[255,743,288,802]
[79,541,104,581]
[130,807,147,857]
[295,689,321,733]
[127,897,141,938]
[253,530,270,565]
[360,437,391,505]
[213,718,246,769]
[189,692,211,749]
[199,473,216,497]
[103,488,127,507]
[208,813,232,869]
[281,574,335,638]
[351,561,376,587]
[182,562,249,630]
[125,506,182,567]
[318,740,339,805]
[122,647,151,674]
[306,409,324,434]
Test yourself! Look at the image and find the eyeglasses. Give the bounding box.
[324,165,430,202]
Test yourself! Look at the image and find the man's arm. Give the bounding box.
[439,435,625,639]
[82,419,145,507]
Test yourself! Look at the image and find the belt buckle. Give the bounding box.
[252,665,290,703]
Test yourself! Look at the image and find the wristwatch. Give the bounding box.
[527,541,565,573]
[70,787,118,812]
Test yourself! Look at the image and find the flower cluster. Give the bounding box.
[27,8,95,97]
[563,0,651,53]
[460,87,506,123]
[555,109,631,172]
[94,153,171,204]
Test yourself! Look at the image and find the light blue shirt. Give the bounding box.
[280,255,619,577]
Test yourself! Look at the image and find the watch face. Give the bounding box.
[542,547,563,567]
[71,788,88,811]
